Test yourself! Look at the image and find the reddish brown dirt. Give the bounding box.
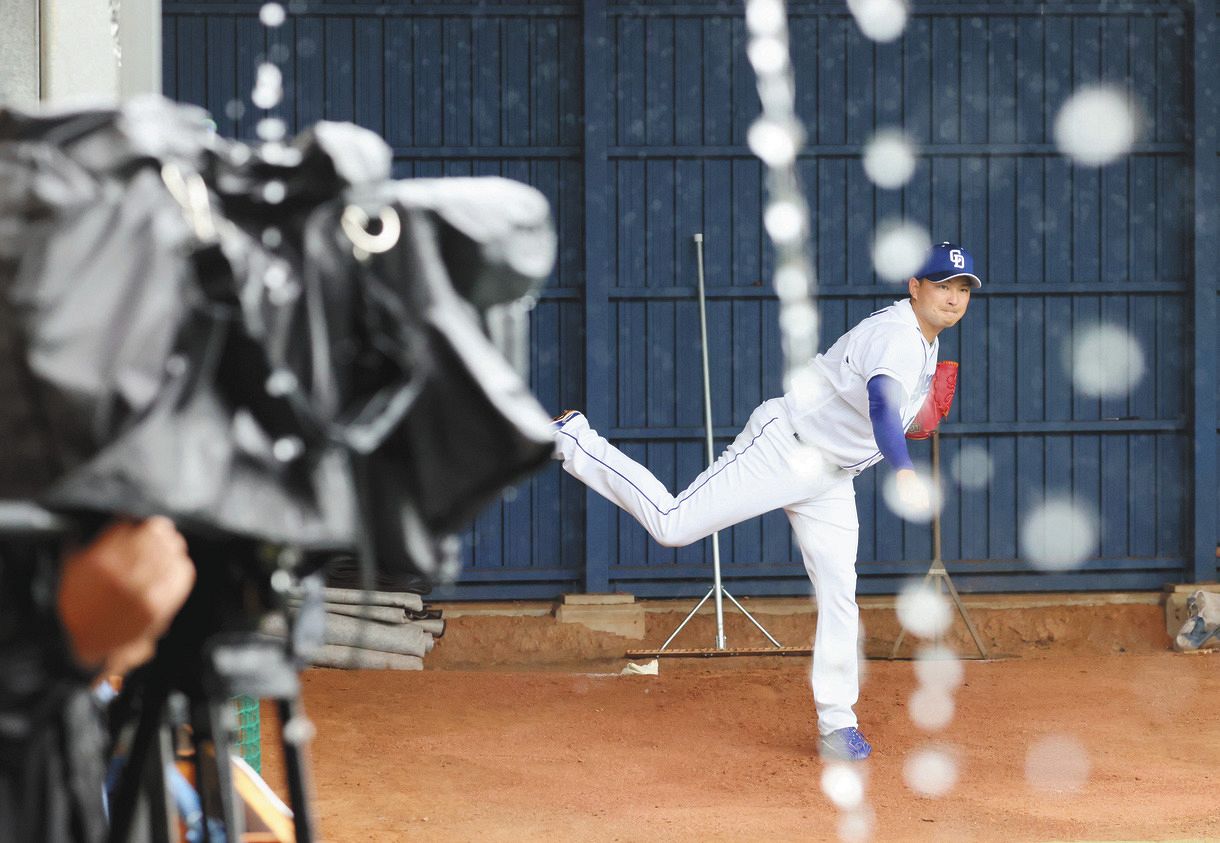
[259,604,1220,842]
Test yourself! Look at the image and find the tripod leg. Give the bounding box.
[205,698,246,843]
[278,697,319,843]
[659,587,715,651]
[191,737,215,843]
[889,568,937,659]
[107,680,174,843]
[940,570,989,659]
[721,589,784,648]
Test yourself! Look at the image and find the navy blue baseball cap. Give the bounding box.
[917,242,982,288]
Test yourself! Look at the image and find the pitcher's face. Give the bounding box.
[908,276,973,335]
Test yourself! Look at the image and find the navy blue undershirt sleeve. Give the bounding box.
[867,375,915,471]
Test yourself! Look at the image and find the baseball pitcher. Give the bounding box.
[553,242,980,761]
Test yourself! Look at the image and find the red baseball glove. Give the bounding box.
[906,361,958,440]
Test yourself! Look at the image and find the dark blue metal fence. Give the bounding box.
[163,0,1218,598]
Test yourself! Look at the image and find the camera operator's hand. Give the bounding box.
[56,517,195,673]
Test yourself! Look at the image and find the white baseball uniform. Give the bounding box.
[554,298,937,734]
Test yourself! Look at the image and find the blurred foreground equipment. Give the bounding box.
[0,95,557,583]
[0,96,558,843]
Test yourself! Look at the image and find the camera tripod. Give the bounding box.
[0,504,324,843]
[104,541,325,843]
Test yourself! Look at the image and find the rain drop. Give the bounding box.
[748,117,801,167]
[779,303,816,337]
[745,0,786,37]
[773,262,810,299]
[950,444,994,490]
[1068,324,1146,398]
[262,180,287,205]
[764,200,806,244]
[820,762,866,811]
[904,746,959,797]
[259,2,287,28]
[837,807,875,843]
[908,685,956,732]
[848,0,909,43]
[1025,734,1091,793]
[872,220,931,282]
[1054,85,1137,167]
[896,581,952,638]
[913,645,964,691]
[747,36,789,76]
[1020,498,1098,572]
[257,117,287,142]
[862,129,917,190]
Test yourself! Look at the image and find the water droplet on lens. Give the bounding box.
[950,445,994,490]
[260,2,287,27]
[820,762,866,810]
[1054,85,1137,167]
[908,685,955,732]
[262,180,287,204]
[913,645,964,690]
[745,0,786,37]
[1025,734,1091,793]
[904,746,959,797]
[1020,498,1098,572]
[848,0,909,43]
[1068,324,1146,398]
[872,220,931,282]
[862,128,917,189]
[747,36,788,76]
[258,117,287,142]
[896,581,952,638]
[764,200,806,243]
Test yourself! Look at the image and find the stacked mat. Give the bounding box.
[264,587,444,670]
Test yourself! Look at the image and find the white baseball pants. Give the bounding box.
[554,398,862,735]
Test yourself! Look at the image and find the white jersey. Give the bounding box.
[783,298,938,474]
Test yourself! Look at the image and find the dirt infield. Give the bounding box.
[260,600,1220,842]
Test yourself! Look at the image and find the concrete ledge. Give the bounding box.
[560,593,636,606]
[435,591,1165,620]
[554,596,644,640]
[437,601,553,619]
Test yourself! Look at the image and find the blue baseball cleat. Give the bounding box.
[820,727,872,761]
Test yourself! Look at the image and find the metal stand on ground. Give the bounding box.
[889,431,989,660]
[632,233,799,659]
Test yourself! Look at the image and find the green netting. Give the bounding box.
[234,695,261,773]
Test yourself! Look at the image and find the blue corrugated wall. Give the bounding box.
[162,0,1218,599]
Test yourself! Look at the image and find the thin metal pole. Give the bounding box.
[694,232,726,650]
[652,233,783,654]
[932,432,942,564]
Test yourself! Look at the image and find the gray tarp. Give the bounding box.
[309,645,423,671]
[262,612,433,658]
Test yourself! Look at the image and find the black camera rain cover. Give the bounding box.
[0,97,557,573]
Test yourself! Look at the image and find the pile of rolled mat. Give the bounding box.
[263,587,444,670]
